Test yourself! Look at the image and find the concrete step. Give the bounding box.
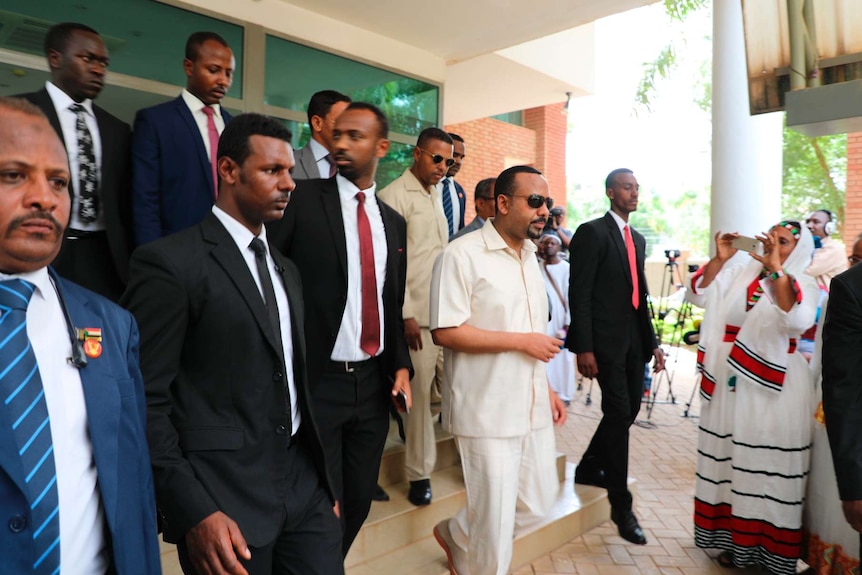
[346,463,621,575]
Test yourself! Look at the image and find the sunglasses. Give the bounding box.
[416,147,455,167]
[508,194,554,210]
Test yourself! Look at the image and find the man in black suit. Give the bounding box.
[20,22,131,301]
[566,168,664,545]
[822,255,862,536]
[268,102,412,555]
[122,114,342,575]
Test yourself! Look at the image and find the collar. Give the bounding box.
[401,169,434,195]
[45,81,95,116]
[212,205,267,254]
[608,209,627,232]
[308,138,330,162]
[0,266,52,305]
[182,88,221,117]
[336,174,376,202]
[480,218,537,257]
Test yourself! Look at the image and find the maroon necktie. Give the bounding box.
[325,154,337,178]
[356,192,380,356]
[624,225,640,309]
[202,105,220,199]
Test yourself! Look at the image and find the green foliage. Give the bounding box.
[663,0,710,22]
[651,300,704,347]
[635,45,677,114]
[782,121,846,232]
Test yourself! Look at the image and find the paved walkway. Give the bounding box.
[515,347,755,575]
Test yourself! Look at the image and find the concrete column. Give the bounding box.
[711,0,783,247]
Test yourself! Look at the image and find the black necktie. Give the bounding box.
[249,238,281,341]
[249,238,292,435]
[70,103,99,222]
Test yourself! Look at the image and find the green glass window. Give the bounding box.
[264,34,438,138]
[0,0,244,97]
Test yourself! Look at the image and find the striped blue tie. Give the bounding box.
[441,179,454,237]
[0,279,60,574]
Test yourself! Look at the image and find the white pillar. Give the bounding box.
[711,0,783,247]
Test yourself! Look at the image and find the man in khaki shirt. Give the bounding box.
[378,127,452,506]
[429,165,567,575]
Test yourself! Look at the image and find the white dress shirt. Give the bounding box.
[437,176,462,233]
[330,174,388,361]
[608,209,628,242]
[181,88,226,159]
[309,138,333,179]
[212,207,301,434]
[0,268,107,574]
[44,81,105,232]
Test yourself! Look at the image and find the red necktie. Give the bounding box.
[624,225,640,309]
[202,105,220,199]
[356,192,380,356]
[325,154,337,178]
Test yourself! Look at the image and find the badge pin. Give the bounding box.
[77,327,103,358]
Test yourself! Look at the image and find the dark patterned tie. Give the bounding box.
[70,104,98,223]
[441,179,454,236]
[324,154,337,178]
[0,279,60,574]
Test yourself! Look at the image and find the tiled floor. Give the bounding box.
[514,347,753,575]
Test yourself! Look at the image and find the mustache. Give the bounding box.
[531,217,547,225]
[7,212,64,239]
[334,152,351,163]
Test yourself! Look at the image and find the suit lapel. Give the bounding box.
[605,212,632,288]
[202,215,282,354]
[300,147,319,179]
[320,179,349,277]
[52,273,123,525]
[379,202,399,274]
[173,97,211,187]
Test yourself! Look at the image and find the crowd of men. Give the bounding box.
[3,18,862,575]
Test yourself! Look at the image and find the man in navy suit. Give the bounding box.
[437,132,467,238]
[19,22,132,301]
[131,31,235,246]
[566,168,664,546]
[0,97,160,573]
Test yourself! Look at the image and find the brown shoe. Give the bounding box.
[433,519,469,575]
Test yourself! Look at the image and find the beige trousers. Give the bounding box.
[448,425,559,575]
[405,327,444,481]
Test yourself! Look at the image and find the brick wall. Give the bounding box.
[846,132,862,249]
[444,102,567,224]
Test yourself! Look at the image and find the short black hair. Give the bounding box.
[307,90,352,125]
[185,31,230,61]
[495,165,543,201]
[474,178,496,201]
[343,101,389,139]
[416,127,453,150]
[605,168,634,190]
[448,133,465,144]
[44,22,99,55]
[218,113,292,167]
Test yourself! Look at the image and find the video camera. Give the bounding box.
[664,249,681,262]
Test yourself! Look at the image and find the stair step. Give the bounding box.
[377,430,460,488]
[347,463,621,575]
[348,452,568,568]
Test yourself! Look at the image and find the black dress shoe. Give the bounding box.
[408,479,432,506]
[612,510,647,545]
[574,465,607,489]
[372,484,390,502]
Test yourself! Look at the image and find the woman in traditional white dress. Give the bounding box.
[685,221,818,575]
[539,234,575,403]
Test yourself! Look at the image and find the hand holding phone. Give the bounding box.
[730,235,762,254]
[395,390,409,414]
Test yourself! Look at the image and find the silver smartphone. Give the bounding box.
[731,235,761,254]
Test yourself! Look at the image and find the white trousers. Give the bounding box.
[449,425,559,575]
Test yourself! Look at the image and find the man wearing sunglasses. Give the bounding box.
[379,127,453,507]
[436,133,467,238]
[429,165,568,575]
[566,168,664,546]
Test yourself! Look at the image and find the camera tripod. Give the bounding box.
[642,253,694,421]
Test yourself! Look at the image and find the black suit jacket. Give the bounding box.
[822,263,862,501]
[566,211,657,362]
[21,88,132,284]
[267,178,412,389]
[121,213,334,547]
[453,179,466,230]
